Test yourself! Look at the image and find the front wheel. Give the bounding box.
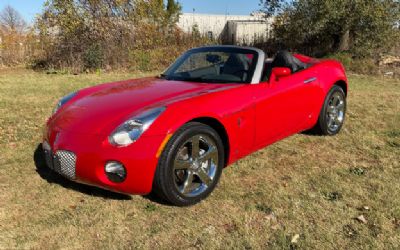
[153,122,224,206]
[313,85,347,136]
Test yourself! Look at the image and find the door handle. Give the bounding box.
[304,77,317,84]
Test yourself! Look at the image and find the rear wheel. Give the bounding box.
[313,85,347,135]
[153,122,224,206]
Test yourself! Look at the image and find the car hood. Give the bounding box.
[49,77,238,135]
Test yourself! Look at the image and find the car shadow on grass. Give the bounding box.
[33,144,132,200]
[142,192,174,206]
[300,128,320,136]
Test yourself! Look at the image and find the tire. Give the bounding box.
[153,122,225,206]
[313,85,347,136]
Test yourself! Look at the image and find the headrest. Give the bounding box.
[272,50,307,73]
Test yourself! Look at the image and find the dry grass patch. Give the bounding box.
[0,69,399,249]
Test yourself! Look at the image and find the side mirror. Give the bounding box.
[272,67,291,79]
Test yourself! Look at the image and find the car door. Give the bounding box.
[252,69,320,148]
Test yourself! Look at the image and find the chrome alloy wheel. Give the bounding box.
[173,134,218,197]
[326,92,345,132]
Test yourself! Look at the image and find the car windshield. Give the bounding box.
[162,47,259,84]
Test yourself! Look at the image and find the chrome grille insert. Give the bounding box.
[54,151,77,180]
[42,143,77,180]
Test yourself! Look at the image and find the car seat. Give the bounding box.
[264,50,308,81]
[222,54,250,81]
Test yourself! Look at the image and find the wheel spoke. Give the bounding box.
[174,159,191,170]
[337,101,344,110]
[335,114,343,123]
[173,133,219,197]
[190,136,201,159]
[181,171,194,194]
[327,116,334,128]
[196,168,212,186]
[332,95,340,106]
[199,146,218,163]
[327,105,335,114]
[332,117,338,126]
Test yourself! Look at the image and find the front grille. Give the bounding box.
[54,151,77,180]
[43,143,77,180]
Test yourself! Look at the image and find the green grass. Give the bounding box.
[0,68,399,249]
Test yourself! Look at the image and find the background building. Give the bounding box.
[177,12,273,45]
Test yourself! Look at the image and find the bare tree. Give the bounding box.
[0,5,26,33]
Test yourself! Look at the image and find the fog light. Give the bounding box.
[105,161,126,183]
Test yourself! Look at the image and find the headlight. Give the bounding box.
[109,107,166,146]
[53,92,77,114]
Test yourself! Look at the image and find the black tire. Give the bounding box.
[152,122,225,206]
[313,85,347,136]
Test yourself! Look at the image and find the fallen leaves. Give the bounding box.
[355,215,368,224]
[291,234,300,244]
[362,206,370,211]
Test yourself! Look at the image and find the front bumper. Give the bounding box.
[42,142,77,180]
[43,126,166,195]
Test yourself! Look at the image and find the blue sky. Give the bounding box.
[0,0,262,23]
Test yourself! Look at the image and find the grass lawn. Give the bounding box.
[0,68,399,249]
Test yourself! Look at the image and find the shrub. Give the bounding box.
[261,0,400,58]
[129,49,151,71]
[327,52,379,75]
[30,0,212,72]
[83,44,104,70]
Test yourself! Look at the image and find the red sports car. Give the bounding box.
[43,46,347,206]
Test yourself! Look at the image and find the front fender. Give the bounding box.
[146,87,256,165]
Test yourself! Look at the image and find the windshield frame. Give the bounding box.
[163,46,265,84]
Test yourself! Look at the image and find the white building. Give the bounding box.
[177,12,273,45]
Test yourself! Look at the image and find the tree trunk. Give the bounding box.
[338,29,350,51]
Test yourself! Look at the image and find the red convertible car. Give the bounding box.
[43,46,347,206]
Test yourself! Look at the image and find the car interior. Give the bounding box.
[262,50,309,82]
[221,53,252,81]
[172,53,255,83]
[166,49,309,84]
